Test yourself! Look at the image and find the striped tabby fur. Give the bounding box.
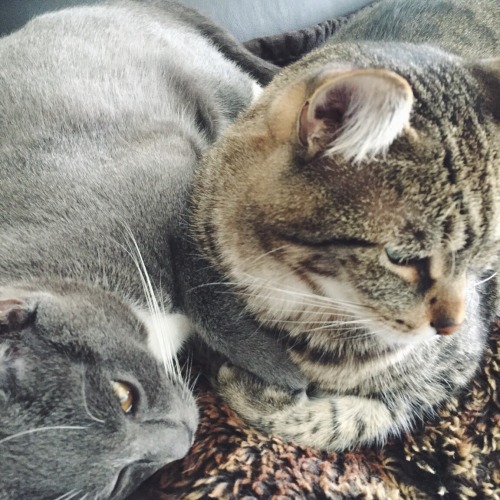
[193,0,500,450]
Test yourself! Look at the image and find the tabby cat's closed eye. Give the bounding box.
[384,247,421,266]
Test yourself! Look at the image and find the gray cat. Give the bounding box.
[0,1,298,498]
[192,0,500,451]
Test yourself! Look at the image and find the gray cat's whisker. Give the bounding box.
[78,494,89,500]
[0,426,88,446]
[159,299,183,379]
[181,355,199,397]
[119,237,176,378]
[122,226,182,381]
[53,489,79,500]
[54,490,83,500]
[473,272,497,287]
[189,373,201,395]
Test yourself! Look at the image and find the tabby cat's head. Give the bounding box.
[0,280,197,499]
[195,44,500,345]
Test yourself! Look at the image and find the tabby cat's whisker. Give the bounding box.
[0,426,88,446]
[245,288,364,310]
[326,329,380,341]
[300,323,374,334]
[240,296,360,316]
[449,241,457,278]
[260,315,364,325]
[241,271,367,309]
[209,289,361,318]
[236,288,361,309]
[78,494,89,500]
[237,284,364,311]
[188,278,367,316]
[243,244,291,267]
[259,316,372,327]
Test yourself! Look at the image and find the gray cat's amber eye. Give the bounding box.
[111,381,135,414]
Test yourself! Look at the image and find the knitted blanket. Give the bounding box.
[132,325,498,499]
[129,15,500,500]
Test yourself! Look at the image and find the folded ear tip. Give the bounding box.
[300,68,414,161]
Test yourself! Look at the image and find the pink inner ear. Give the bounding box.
[315,86,350,122]
[0,299,33,332]
[298,84,351,150]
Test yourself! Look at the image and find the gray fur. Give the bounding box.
[0,1,294,497]
[194,0,500,451]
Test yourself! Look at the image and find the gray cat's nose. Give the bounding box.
[140,418,195,463]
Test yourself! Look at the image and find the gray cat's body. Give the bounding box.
[0,1,298,497]
[193,0,500,451]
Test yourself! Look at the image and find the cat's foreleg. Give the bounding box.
[217,364,412,451]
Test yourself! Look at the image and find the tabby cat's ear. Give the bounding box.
[469,58,500,121]
[296,68,413,163]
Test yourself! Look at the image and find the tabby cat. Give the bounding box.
[0,1,291,498]
[193,0,500,450]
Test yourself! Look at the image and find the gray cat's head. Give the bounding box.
[194,44,500,346]
[0,280,197,499]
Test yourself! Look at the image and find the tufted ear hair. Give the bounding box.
[469,58,500,121]
[296,68,414,163]
[0,299,36,333]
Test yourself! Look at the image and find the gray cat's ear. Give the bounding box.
[297,68,413,162]
[0,299,36,333]
[469,58,500,121]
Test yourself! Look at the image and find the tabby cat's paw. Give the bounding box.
[217,362,306,418]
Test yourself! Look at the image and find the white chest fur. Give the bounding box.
[133,308,194,362]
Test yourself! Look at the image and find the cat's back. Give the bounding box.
[0,1,250,147]
[0,1,256,290]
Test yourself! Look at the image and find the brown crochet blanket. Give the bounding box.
[132,323,498,499]
[128,15,500,500]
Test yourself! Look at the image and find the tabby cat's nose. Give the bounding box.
[431,319,463,336]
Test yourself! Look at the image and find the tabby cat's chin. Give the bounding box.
[371,322,439,346]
